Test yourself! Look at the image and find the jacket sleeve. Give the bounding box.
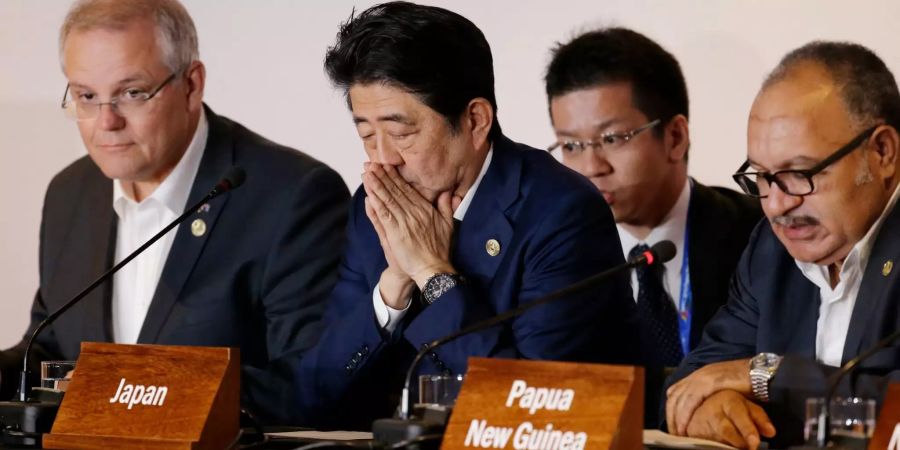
[239,164,350,425]
[401,189,639,373]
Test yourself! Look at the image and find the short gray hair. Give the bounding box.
[762,41,900,131]
[59,0,199,74]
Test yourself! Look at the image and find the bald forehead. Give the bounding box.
[750,63,856,147]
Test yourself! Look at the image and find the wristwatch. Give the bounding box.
[422,273,461,305]
[749,352,783,402]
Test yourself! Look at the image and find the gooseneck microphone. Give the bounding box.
[394,239,677,420]
[16,166,246,403]
[814,328,900,447]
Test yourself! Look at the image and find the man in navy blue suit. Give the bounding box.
[296,1,638,429]
[664,41,900,448]
[543,28,762,426]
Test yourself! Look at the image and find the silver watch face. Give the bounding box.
[752,352,780,370]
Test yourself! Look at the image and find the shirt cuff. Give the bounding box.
[372,281,411,333]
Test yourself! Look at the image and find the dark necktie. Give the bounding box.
[629,243,684,367]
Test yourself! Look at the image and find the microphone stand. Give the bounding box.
[814,329,900,448]
[0,167,244,448]
[373,241,676,449]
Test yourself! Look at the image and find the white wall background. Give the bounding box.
[1,0,899,347]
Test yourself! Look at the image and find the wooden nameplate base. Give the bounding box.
[43,342,239,450]
[870,383,900,450]
[442,357,644,450]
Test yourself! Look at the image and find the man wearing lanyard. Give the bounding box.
[543,27,762,424]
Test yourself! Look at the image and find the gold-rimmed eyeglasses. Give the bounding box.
[547,119,661,153]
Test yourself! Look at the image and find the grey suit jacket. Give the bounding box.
[3,106,350,424]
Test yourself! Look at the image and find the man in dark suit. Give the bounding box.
[664,41,900,448]
[543,27,761,424]
[0,0,349,424]
[293,2,638,429]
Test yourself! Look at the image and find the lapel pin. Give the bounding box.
[191,219,207,237]
[485,239,501,257]
[883,260,893,277]
[197,203,211,214]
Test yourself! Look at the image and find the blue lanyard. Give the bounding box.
[677,222,692,356]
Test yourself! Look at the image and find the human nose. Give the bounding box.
[764,181,802,217]
[367,134,404,166]
[580,147,612,176]
[94,102,126,131]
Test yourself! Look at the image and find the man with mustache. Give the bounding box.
[663,41,900,448]
[293,1,638,429]
[543,28,762,425]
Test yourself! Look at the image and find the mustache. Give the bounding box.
[772,215,819,227]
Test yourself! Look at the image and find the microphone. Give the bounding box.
[813,329,900,447]
[373,240,676,446]
[0,167,245,446]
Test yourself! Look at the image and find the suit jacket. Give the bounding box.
[294,135,640,429]
[641,182,761,426]
[664,207,900,446]
[685,182,762,349]
[3,107,350,425]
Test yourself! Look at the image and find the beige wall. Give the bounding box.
[1,0,898,347]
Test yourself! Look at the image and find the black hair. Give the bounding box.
[764,41,900,131]
[324,1,501,141]
[545,27,688,137]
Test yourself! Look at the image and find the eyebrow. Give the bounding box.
[747,155,820,170]
[66,76,152,91]
[554,118,626,137]
[353,114,415,126]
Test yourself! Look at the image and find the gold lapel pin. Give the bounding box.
[883,260,893,277]
[485,239,501,257]
[191,219,207,237]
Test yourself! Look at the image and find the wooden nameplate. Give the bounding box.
[870,383,900,450]
[442,357,643,450]
[43,342,239,450]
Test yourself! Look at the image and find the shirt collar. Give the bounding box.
[113,109,209,217]
[453,146,493,221]
[617,177,691,254]
[796,181,900,292]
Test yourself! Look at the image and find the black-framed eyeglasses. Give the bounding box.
[547,119,661,153]
[732,125,879,198]
[61,73,178,121]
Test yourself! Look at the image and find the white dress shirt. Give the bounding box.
[373,148,494,333]
[796,183,900,367]
[617,178,691,308]
[111,110,208,344]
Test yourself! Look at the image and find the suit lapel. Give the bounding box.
[842,203,900,363]
[78,175,116,345]
[137,107,234,343]
[686,183,721,348]
[452,137,519,290]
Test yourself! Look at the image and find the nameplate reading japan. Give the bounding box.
[442,358,644,450]
[43,342,239,450]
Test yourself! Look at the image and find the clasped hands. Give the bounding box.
[665,359,776,449]
[362,162,457,309]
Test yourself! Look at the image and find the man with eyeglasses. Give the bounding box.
[544,28,761,425]
[0,0,349,424]
[663,41,900,449]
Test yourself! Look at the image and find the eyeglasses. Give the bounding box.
[61,73,177,121]
[547,119,661,153]
[732,125,879,198]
